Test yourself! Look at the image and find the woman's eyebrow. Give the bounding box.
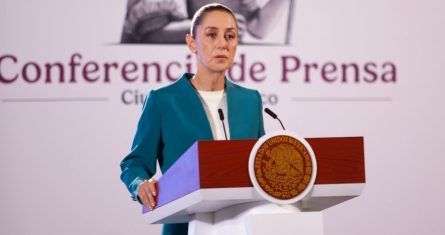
[204,26,218,31]
[204,26,237,31]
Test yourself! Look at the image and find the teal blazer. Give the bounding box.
[120,73,265,235]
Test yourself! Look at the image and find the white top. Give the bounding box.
[196,89,230,140]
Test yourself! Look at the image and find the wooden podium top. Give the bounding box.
[197,137,365,187]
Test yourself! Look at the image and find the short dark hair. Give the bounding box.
[190,3,237,38]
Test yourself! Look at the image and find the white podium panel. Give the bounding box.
[144,183,364,224]
[188,202,324,235]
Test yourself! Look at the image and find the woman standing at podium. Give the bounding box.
[120,3,265,235]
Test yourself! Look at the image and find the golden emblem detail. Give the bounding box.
[254,135,313,200]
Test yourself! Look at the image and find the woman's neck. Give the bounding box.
[191,70,225,91]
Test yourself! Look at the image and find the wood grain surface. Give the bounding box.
[196,137,365,188]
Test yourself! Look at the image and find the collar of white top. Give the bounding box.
[197,89,225,97]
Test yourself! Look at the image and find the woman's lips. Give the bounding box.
[214,55,228,59]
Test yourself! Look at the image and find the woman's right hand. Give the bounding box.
[137,178,157,211]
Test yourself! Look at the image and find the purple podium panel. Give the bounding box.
[143,142,200,213]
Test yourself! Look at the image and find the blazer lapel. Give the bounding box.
[226,78,242,140]
[177,74,214,140]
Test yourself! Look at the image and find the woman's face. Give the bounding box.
[190,10,238,73]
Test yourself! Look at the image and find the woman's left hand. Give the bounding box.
[137,178,157,211]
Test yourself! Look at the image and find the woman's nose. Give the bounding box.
[216,35,228,49]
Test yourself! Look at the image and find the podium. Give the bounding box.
[143,137,365,234]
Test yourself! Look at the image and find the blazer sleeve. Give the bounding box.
[120,90,162,201]
[256,91,266,137]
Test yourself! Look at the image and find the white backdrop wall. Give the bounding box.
[1,0,444,234]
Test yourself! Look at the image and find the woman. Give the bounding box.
[120,4,265,235]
